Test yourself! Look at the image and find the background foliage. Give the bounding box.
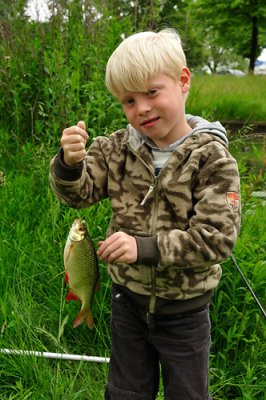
[0,1,265,399]
[0,0,266,144]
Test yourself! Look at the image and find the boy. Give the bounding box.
[50,29,241,400]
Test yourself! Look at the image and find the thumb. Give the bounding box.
[77,120,86,131]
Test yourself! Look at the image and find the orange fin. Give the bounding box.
[65,272,69,285]
[66,290,80,301]
[73,309,94,329]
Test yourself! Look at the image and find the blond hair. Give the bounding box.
[105,29,187,98]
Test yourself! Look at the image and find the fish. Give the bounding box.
[64,219,100,329]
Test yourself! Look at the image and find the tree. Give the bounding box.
[191,0,266,74]
[159,0,207,70]
[92,0,164,31]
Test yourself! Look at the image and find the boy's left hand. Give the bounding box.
[97,232,137,264]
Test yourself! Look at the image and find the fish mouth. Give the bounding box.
[70,219,87,241]
[79,219,86,229]
[140,117,160,126]
[78,220,87,235]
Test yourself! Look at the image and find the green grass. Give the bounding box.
[187,75,266,123]
[0,130,265,399]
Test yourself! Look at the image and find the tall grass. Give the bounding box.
[187,75,266,123]
[0,127,265,399]
[1,4,266,149]
[0,6,266,398]
[0,131,111,399]
[0,6,129,146]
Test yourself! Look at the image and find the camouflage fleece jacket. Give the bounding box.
[50,115,241,313]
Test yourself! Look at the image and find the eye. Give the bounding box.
[147,89,157,96]
[123,98,135,106]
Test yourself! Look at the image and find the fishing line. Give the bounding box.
[0,348,110,363]
[231,254,266,318]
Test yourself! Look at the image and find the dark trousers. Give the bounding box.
[105,285,212,400]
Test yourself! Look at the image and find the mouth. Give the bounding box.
[140,117,160,127]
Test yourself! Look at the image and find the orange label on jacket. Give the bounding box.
[226,191,240,211]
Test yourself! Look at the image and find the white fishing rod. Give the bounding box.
[0,348,110,363]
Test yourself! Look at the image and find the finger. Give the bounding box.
[66,149,87,160]
[97,234,117,254]
[77,121,86,131]
[62,140,86,151]
[97,237,120,259]
[63,126,88,142]
[98,241,104,247]
[64,150,87,166]
[98,243,118,260]
[106,247,125,262]
[61,136,86,150]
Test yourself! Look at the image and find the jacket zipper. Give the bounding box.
[148,180,159,319]
[127,143,159,322]
[141,180,158,319]
[140,184,155,206]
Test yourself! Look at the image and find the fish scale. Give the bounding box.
[64,219,100,329]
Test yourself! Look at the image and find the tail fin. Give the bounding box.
[73,308,94,329]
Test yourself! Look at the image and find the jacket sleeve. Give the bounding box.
[49,136,111,208]
[157,153,241,270]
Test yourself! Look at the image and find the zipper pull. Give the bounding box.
[141,184,154,206]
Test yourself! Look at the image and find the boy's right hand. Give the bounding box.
[61,121,88,167]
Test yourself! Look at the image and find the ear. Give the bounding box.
[179,67,190,93]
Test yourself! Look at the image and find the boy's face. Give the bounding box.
[119,69,191,148]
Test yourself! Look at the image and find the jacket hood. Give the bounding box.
[186,114,228,146]
[127,114,228,151]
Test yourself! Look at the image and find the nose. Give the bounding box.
[136,98,152,115]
